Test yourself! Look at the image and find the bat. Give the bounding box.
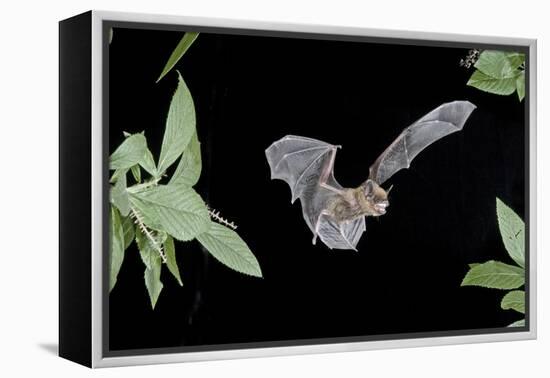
[265,100,476,251]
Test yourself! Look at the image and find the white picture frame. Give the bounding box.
[59,10,537,368]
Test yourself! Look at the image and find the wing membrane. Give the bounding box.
[266,135,335,203]
[369,101,476,185]
[266,135,366,250]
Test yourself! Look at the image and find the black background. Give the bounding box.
[108,26,526,352]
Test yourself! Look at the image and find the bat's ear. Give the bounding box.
[363,179,375,197]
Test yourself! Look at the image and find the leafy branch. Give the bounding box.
[461,198,525,327]
[465,50,526,102]
[109,70,262,309]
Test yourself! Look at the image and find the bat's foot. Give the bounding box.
[312,234,318,245]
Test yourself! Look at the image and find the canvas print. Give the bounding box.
[106,24,528,355]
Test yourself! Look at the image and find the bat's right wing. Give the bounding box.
[369,101,476,185]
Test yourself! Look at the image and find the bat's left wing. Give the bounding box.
[317,216,366,251]
[266,135,365,250]
[266,135,336,204]
[369,101,476,185]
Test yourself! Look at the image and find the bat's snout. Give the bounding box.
[374,200,389,215]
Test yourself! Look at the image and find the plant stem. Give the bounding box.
[127,177,161,193]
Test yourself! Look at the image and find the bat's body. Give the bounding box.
[327,183,388,223]
[265,101,476,250]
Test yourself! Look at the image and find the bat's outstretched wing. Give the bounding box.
[266,135,365,250]
[317,216,366,251]
[369,101,476,185]
[266,135,337,203]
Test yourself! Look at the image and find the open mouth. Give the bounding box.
[374,201,389,214]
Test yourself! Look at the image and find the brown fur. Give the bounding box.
[327,180,389,224]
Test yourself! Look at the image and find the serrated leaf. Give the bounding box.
[144,253,163,309]
[508,319,525,327]
[516,71,525,101]
[129,183,210,241]
[110,173,130,216]
[135,226,168,308]
[169,132,202,187]
[468,263,481,269]
[130,165,142,183]
[461,260,524,289]
[197,222,262,277]
[121,215,135,249]
[119,132,158,178]
[157,73,196,175]
[467,70,518,96]
[135,227,167,270]
[109,206,125,292]
[135,228,152,269]
[474,50,523,79]
[140,148,158,178]
[496,198,525,268]
[164,235,183,286]
[110,167,128,184]
[157,32,199,83]
[505,52,526,71]
[110,134,147,170]
[501,290,525,314]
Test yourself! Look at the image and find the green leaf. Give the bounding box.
[467,70,518,96]
[496,198,525,268]
[157,73,197,175]
[508,319,525,327]
[109,206,125,292]
[197,222,262,277]
[135,226,167,270]
[110,168,128,184]
[501,290,525,314]
[505,52,526,71]
[144,253,163,309]
[474,50,523,79]
[130,165,142,183]
[135,226,167,308]
[157,32,199,83]
[468,263,481,269]
[110,134,147,170]
[169,132,202,187]
[140,148,158,178]
[516,71,525,101]
[110,173,130,216]
[461,260,524,289]
[121,215,135,249]
[119,131,158,178]
[164,235,183,286]
[129,183,210,241]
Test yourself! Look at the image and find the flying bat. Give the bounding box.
[265,100,476,250]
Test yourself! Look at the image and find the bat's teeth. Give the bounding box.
[375,203,388,214]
